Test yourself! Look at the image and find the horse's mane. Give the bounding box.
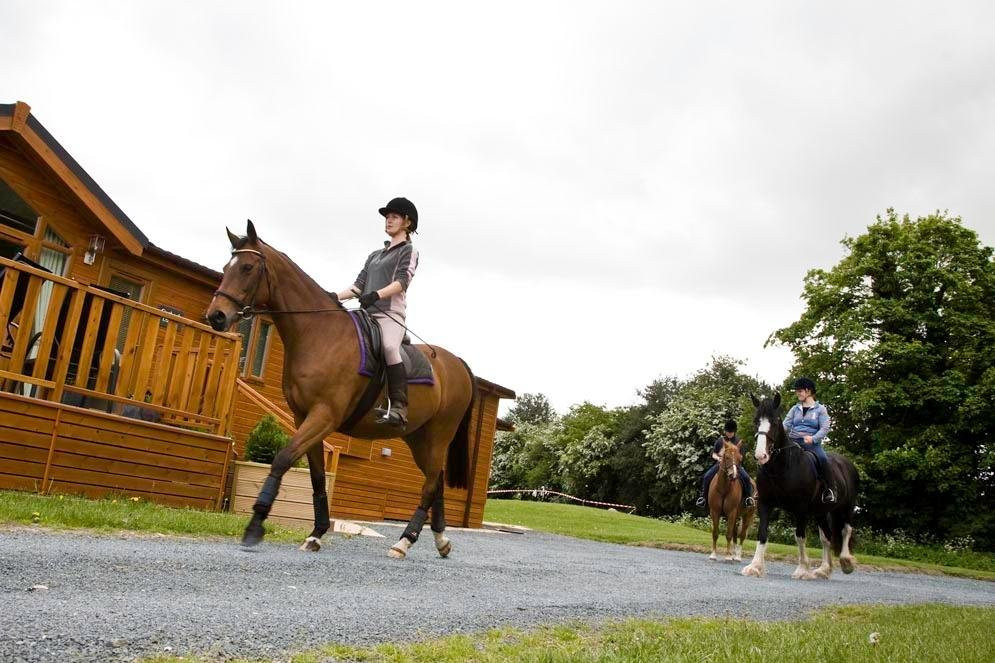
[244,237,344,311]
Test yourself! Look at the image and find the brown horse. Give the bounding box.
[205,221,476,559]
[708,440,756,562]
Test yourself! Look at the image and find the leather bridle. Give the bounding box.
[212,248,270,320]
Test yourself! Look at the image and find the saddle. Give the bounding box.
[340,309,434,432]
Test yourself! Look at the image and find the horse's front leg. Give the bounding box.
[792,513,813,579]
[724,506,738,561]
[742,503,770,577]
[299,443,331,552]
[709,508,719,560]
[242,407,335,548]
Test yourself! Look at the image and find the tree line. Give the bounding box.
[490,211,995,550]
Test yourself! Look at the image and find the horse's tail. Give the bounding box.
[446,358,476,490]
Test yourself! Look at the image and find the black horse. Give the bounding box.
[741,393,859,579]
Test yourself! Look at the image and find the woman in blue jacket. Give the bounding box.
[783,377,836,503]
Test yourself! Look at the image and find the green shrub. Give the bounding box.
[244,414,290,464]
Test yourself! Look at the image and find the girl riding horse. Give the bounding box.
[783,377,836,503]
[696,420,755,509]
[334,197,419,430]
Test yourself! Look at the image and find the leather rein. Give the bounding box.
[213,248,438,357]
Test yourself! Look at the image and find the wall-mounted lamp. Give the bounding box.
[381,447,392,457]
[83,234,105,265]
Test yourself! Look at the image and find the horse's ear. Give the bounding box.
[773,392,782,409]
[226,227,239,248]
[750,393,760,408]
[246,219,258,244]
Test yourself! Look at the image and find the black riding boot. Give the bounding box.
[375,363,408,430]
[818,461,837,504]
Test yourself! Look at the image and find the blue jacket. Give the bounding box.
[783,402,831,444]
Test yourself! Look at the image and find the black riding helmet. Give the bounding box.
[792,377,817,393]
[379,197,418,233]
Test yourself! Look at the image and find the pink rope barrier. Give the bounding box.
[487,488,637,514]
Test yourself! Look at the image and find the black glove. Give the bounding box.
[358,291,380,308]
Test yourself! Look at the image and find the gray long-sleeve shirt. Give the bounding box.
[352,240,419,316]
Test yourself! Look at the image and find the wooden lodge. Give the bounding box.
[0,101,514,527]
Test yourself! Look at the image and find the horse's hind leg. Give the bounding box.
[709,509,719,560]
[429,474,452,557]
[389,427,450,560]
[836,511,857,574]
[300,443,331,552]
[812,514,833,579]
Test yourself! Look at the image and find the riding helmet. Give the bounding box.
[724,419,738,433]
[379,197,418,233]
[792,377,817,393]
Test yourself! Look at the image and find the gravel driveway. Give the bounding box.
[1,525,993,662]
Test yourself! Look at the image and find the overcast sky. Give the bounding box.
[3,1,994,412]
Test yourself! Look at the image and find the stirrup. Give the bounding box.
[744,496,756,507]
[374,402,407,429]
[822,488,837,504]
[695,496,706,508]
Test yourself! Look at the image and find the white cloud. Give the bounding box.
[2,0,993,412]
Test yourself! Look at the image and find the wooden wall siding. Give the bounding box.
[329,392,500,528]
[0,258,241,435]
[0,391,231,509]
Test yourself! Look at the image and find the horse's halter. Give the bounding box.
[213,248,271,320]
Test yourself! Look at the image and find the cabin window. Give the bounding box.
[107,273,146,351]
[0,178,37,257]
[32,226,72,359]
[237,317,273,380]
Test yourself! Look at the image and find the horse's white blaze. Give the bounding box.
[755,418,771,462]
[227,256,238,270]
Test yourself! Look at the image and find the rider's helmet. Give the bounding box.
[791,376,817,393]
[379,197,418,233]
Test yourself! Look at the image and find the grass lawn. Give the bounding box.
[0,491,306,543]
[143,604,995,662]
[483,499,995,581]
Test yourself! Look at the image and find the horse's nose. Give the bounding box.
[207,309,228,331]
[756,453,769,465]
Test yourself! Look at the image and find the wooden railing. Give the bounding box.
[0,257,242,436]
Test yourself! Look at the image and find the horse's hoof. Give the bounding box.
[791,566,809,580]
[840,556,855,574]
[741,564,764,577]
[436,540,452,558]
[733,555,743,562]
[388,545,407,560]
[708,553,717,561]
[812,566,832,580]
[241,521,265,548]
[724,556,733,562]
[299,536,321,552]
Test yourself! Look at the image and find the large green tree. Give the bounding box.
[772,211,995,548]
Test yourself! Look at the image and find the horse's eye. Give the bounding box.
[242,263,253,273]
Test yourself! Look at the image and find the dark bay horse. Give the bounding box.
[741,393,859,579]
[205,221,475,559]
[708,439,756,562]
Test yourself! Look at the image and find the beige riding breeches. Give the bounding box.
[373,311,405,365]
